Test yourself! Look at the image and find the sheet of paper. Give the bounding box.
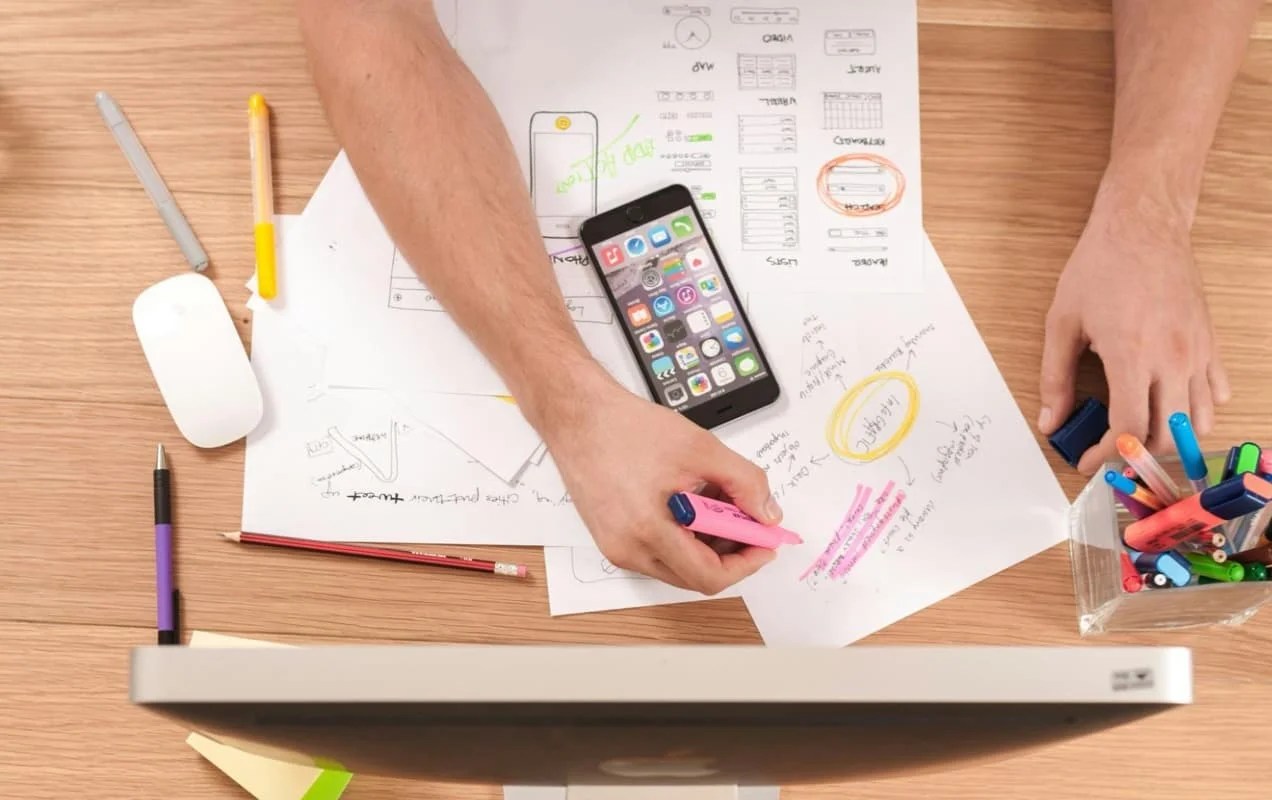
[280,154,642,398]
[243,223,591,545]
[449,0,923,294]
[393,391,541,485]
[186,632,353,800]
[727,237,1067,646]
[542,546,739,616]
[299,0,922,395]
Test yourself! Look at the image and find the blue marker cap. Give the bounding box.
[1048,397,1109,468]
[1105,470,1140,496]
[1207,493,1267,521]
[1168,412,1207,481]
[1153,551,1193,587]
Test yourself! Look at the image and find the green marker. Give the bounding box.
[1185,551,1245,582]
[1235,442,1262,475]
[1242,561,1268,582]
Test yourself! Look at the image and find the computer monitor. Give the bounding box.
[132,645,1190,799]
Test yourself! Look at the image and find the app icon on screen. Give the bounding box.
[624,235,648,257]
[640,264,664,290]
[651,295,675,317]
[661,257,686,281]
[687,372,712,396]
[697,274,722,296]
[733,352,760,377]
[651,355,675,380]
[711,362,736,386]
[721,325,746,350]
[710,301,735,324]
[671,215,696,238]
[685,247,710,271]
[663,319,688,343]
[665,383,688,407]
[699,337,722,359]
[639,330,665,353]
[686,310,711,334]
[675,285,699,308]
[675,346,700,370]
[648,225,672,248]
[599,244,624,269]
[627,303,652,327]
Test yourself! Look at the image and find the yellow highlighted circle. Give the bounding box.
[825,370,919,462]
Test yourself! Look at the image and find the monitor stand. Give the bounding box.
[505,786,779,800]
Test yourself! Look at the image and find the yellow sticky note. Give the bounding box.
[186,632,352,800]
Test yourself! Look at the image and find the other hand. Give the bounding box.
[1039,183,1230,474]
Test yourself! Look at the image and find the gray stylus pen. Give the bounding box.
[95,91,209,272]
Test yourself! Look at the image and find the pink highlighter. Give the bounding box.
[668,491,803,549]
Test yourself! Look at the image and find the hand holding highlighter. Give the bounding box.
[668,491,803,549]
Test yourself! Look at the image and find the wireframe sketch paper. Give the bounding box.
[543,545,740,616]
[542,238,1066,634]
[731,237,1069,646]
[242,222,590,546]
[297,0,923,395]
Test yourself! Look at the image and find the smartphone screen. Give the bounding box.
[581,186,780,428]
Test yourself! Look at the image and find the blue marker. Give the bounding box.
[1168,412,1208,494]
[1127,548,1191,588]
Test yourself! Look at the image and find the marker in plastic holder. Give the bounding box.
[667,492,803,549]
[1183,551,1244,582]
[1127,548,1191,588]
[1167,412,1209,494]
[1117,434,1182,504]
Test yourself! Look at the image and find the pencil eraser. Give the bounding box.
[1047,397,1109,468]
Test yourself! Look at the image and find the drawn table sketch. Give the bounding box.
[739,167,798,250]
[734,236,1068,646]
[737,53,796,90]
[544,546,741,616]
[823,91,884,129]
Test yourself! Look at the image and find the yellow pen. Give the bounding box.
[248,93,277,300]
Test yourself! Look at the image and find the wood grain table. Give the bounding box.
[3,2,1272,798]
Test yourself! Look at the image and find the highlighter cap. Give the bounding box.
[667,493,697,526]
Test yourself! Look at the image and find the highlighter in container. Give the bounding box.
[1123,474,1272,553]
[668,492,803,550]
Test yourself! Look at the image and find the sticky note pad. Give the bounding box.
[1047,397,1109,468]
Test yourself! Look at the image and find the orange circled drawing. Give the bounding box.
[816,152,906,217]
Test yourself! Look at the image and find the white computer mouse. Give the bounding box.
[133,272,263,448]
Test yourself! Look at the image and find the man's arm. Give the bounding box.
[297,0,780,592]
[1040,0,1258,472]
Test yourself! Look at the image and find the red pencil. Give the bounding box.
[221,531,528,578]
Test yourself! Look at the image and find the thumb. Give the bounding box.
[1039,311,1084,434]
[698,439,782,525]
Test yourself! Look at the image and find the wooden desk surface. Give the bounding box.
[4,2,1272,797]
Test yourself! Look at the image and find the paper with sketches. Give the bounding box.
[242,221,590,546]
[300,0,922,395]
[186,632,353,800]
[731,237,1068,646]
[542,238,1066,634]
[280,154,642,398]
[543,546,739,616]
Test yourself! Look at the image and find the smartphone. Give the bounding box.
[529,111,598,239]
[580,184,781,429]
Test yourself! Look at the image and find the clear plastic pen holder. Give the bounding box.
[1069,454,1272,635]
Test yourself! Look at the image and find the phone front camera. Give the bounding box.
[626,206,645,223]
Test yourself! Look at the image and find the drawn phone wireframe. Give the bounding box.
[823,92,883,130]
[737,54,796,91]
[817,153,905,217]
[529,112,599,240]
[663,5,712,48]
[828,227,889,253]
[737,114,797,155]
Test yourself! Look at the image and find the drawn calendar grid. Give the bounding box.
[822,92,883,130]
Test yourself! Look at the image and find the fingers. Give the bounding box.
[1189,373,1215,436]
[1077,366,1150,475]
[1147,378,1192,454]
[1209,354,1232,407]
[651,525,776,595]
[1038,311,1085,435]
[697,437,782,524]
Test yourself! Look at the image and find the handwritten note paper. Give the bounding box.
[543,546,739,616]
[731,237,1067,646]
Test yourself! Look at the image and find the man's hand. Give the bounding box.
[1039,180,1230,474]
[541,370,781,595]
